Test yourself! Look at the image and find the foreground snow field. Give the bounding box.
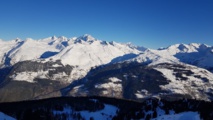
[152,111,200,120]
[0,112,16,120]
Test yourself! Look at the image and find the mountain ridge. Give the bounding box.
[0,34,213,103]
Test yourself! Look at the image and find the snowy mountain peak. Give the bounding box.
[58,36,68,41]
[51,36,57,40]
[1,34,213,81]
[25,38,34,42]
[77,34,96,41]
[15,38,22,42]
[189,43,201,47]
[138,43,213,71]
[125,42,147,52]
[182,43,208,49]
[163,43,211,54]
[166,43,187,51]
[189,43,210,48]
[49,36,68,41]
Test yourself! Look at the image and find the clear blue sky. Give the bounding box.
[0,0,213,49]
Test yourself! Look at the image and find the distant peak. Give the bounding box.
[15,38,21,42]
[82,34,91,37]
[158,47,166,50]
[178,44,188,51]
[25,38,34,41]
[58,36,67,40]
[51,36,57,40]
[189,43,201,46]
[78,34,96,41]
[167,43,187,49]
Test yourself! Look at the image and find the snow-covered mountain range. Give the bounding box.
[0,34,213,102]
[0,34,143,82]
[0,34,142,67]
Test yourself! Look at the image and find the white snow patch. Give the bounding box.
[108,77,122,82]
[95,82,121,90]
[72,85,84,92]
[95,77,122,89]
[70,67,89,81]
[52,64,63,67]
[135,93,144,99]
[95,77,122,96]
[155,68,186,94]
[10,72,39,82]
[135,89,150,98]
[155,68,176,81]
[10,70,71,83]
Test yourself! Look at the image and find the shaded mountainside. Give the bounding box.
[0,80,66,102]
[63,62,169,99]
[0,60,72,102]
[9,60,73,82]
[0,59,73,83]
[1,61,213,102]
[62,62,213,101]
[0,96,213,120]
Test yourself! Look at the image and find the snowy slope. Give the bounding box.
[0,112,16,120]
[125,49,213,101]
[51,39,141,69]
[154,63,213,101]
[0,34,145,82]
[152,43,213,70]
[152,111,200,120]
[47,35,142,80]
[0,37,67,67]
[126,43,213,73]
[127,49,179,65]
[66,60,213,101]
[8,39,60,65]
[53,103,118,120]
[1,37,212,71]
[0,34,143,68]
[0,39,22,66]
